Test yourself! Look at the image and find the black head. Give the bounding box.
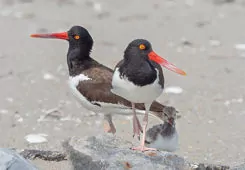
[30,26,94,74]
[124,39,153,61]
[67,26,93,55]
[122,38,186,76]
[30,25,94,59]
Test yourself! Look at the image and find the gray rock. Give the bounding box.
[231,163,245,170]
[63,134,230,170]
[19,149,67,162]
[0,148,38,170]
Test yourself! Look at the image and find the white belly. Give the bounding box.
[148,131,179,152]
[111,68,163,103]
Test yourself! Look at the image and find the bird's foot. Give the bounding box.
[131,145,157,152]
[103,122,116,134]
[133,114,143,140]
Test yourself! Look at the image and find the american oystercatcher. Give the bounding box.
[111,39,186,151]
[30,26,174,135]
[145,106,178,152]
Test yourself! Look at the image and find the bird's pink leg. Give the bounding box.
[132,103,143,140]
[104,114,116,134]
[131,103,156,152]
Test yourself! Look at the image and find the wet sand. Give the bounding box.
[0,0,245,169]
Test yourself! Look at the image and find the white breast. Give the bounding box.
[147,131,179,152]
[111,68,163,103]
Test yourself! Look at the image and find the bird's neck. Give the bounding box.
[120,53,157,86]
[67,47,97,77]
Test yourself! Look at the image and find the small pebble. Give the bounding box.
[181,37,193,46]
[224,100,230,106]
[237,98,243,103]
[75,118,81,123]
[93,2,102,12]
[196,21,210,28]
[123,161,133,169]
[224,98,243,106]
[145,151,157,157]
[164,86,183,94]
[43,73,55,80]
[15,114,23,122]
[6,97,14,103]
[0,109,8,114]
[25,134,48,144]
[235,44,245,50]
[190,164,199,169]
[231,98,243,103]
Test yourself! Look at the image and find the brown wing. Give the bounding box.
[76,65,132,107]
[76,64,168,119]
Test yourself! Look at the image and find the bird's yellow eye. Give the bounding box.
[74,35,80,40]
[139,44,146,50]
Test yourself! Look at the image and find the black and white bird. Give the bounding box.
[30,26,175,135]
[145,106,179,152]
[111,39,185,151]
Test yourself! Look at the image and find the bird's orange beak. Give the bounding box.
[148,51,186,76]
[30,32,69,40]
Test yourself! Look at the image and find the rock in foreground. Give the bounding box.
[63,134,230,170]
[0,148,38,170]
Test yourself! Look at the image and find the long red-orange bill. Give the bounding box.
[148,51,186,76]
[30,32,68,40]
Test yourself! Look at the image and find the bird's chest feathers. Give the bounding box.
[120,61,157,86]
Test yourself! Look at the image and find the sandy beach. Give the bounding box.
[0,0,245,169]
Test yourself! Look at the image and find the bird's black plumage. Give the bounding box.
[117,39,164,87]
[66,26,94,75]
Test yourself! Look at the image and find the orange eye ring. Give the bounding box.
[74,35,80,40]
[139,44,146,50]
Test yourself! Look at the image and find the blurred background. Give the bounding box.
[0,0,245,169]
